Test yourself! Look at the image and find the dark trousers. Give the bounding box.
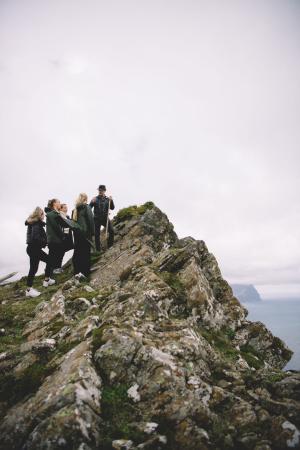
[72,236,91,277]
[94,217,114,251]
[48,243,64,277]
[57,231,74,267]
[26,244,49,287]
[56,251,65,269]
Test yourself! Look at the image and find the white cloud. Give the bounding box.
[0,0,299,298]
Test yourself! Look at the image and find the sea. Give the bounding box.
[243,299,300,371]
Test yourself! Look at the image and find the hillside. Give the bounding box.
[0,203,299,450]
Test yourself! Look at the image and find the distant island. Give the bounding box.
[231,283,262,303]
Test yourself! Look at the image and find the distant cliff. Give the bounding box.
[231,283,262,303]
[0,203,299,450]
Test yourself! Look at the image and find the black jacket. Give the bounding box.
[89,196,115,219]
[25,220,47,247]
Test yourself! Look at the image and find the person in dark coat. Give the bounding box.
[45,198,66,285]
[89,184,115,251]
[54,203,74,273]
[72,193,95,279]
[25,206,51,297]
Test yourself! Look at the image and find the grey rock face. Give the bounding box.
[0,204,298,450]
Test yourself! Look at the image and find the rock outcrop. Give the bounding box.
[0,203,299,450]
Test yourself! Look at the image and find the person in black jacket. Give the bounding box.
[72,193,94,279]
[44,198,66,286]
[89,185,115,251]
[25,207,51,297]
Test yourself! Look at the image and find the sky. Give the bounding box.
[0,0,299,299]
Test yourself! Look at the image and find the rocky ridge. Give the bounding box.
[0,202,299,450]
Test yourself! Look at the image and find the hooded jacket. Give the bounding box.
[25,219,47,247]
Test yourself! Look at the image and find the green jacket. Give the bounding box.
[73,204,95,240]
[46,209,65,244]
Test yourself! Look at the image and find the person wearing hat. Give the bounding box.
[89,185,115,251]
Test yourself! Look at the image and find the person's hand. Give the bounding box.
[91,197,96,203]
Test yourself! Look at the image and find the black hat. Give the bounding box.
[98,185,106,191]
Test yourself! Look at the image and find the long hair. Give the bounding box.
[27,206,43,224]
[72,193,88,221]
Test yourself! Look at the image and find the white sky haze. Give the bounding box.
[0,0,299,298]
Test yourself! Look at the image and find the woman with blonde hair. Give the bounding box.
[54,203,74,273]
[72,193,94,279]
[25,206,51,297]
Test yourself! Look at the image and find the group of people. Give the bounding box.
[25,184,115,298]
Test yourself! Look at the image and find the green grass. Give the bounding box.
[0,361,56,406]
[92,327,106,353]
[224,327,236,340]
[0,262,99,421]
[0,295,45,352]
[99,384,144,449]
[261,370,286,388]
[241,352,264,370]
[96,287,114,303]
[159,271,186,299]
[240,343,264,370]
[114,202,155,224]
[200,328,240,361]
[56,339,81,355]
[47,319,66,335]
[65,287,97,302]
[0,265,75,354]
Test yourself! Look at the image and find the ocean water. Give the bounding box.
[244,299,300,371]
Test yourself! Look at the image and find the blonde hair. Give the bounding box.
[72,193,88,221]
[27,206,44,224]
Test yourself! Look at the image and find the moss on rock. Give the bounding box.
[159,271,186,300]
[114,202,155,224]
[0,361,56,407]
[56,339,81,356]
[98,384,145,449]
[92,327,106,353]
[201,328,240,361]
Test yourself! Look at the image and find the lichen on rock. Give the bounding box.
[0,202,298,450]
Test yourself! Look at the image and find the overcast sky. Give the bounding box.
[0,0,299,299]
